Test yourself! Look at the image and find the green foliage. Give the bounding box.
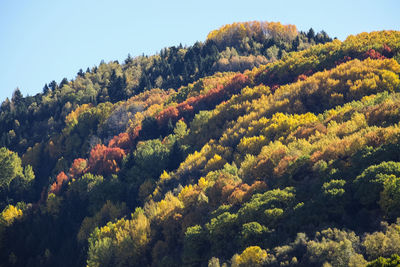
[78,200,127,243]
[305,228,363,267]
[367,254,400,267]
[354,161,400,207]
[238,187,296,226]
[0,147,23,189]
[87,208,151,267]
[240,222,268,248]
[183,225,209,265]
[206,212,240,258]
[363,221,400,260]
[2,23,400,267]
[132,139,171,179]
[379,175,400,220]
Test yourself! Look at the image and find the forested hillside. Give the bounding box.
[1,21,400,267]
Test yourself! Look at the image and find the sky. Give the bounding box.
[0,0,399,103]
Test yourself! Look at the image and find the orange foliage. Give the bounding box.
[69,158,88,178]
[156,106,179,127]
[274,155,299,177]
[49,172,69,194]
[382,44,393,57]
[207,177,239,207]
[87,144,126,176]
[207,176,267,206]
[227,184,250,205]
[156,74,249,128]
[227,181,267,205]
[292,123,327,140]
[253,147,288,180]
[108,132,133,150]
[131,125,142,140]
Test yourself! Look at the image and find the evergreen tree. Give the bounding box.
[307,28,315,41]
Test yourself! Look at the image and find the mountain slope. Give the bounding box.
[1,22,400,266]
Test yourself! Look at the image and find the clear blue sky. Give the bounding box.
[1,0,399,103]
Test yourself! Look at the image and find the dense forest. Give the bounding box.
[1,20,400,266]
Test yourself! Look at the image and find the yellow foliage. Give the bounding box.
[176,149,207,175]
[178,184,194,202]
[205,154,227,172]
[237,135,267,155]
[1,205,22,226]
[159,170,171,181]
[65,103,92,129]
[207,21,298,45]
[232,246,267,267]
[144,192,183,221]
[198,177,209,190]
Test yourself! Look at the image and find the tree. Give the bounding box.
[367,254,400,267]
[307,28,315,41]
[0,147,24,189]
[240,222,268,247]
[108,70,127,102]
[49,80,58,91]
[87,144,126,176]
[183,225,209,265]
[69,158,88,178]
[0,205,22,226]
[87,208,151,267]
[43,84,50,94]
[77,69,84,77]
[363,221,400,260]
[49,172,69,194]
[231,246,267,267]
[379,175,400,220]
[354,161,400,207]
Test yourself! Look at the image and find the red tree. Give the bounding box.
[108,132,133,150]
[87,144,126,176]
[156,106,179,127]
[363,49,386,60]
[49,172,69,194]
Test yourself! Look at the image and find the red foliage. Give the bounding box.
[224,73,249,94]
[202,85,225,108]
[156,74,249,129]
[295,69,314,82]
[49,172,69,194]
[334,56,352,66]
[363,49,386,60]
[87,144,126,176]
[176,102,194,120]
[156,106,179,127]
[382,44,393,57]
[131,125,142,140]
[271,84,280,92]
[108,132,133,150]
